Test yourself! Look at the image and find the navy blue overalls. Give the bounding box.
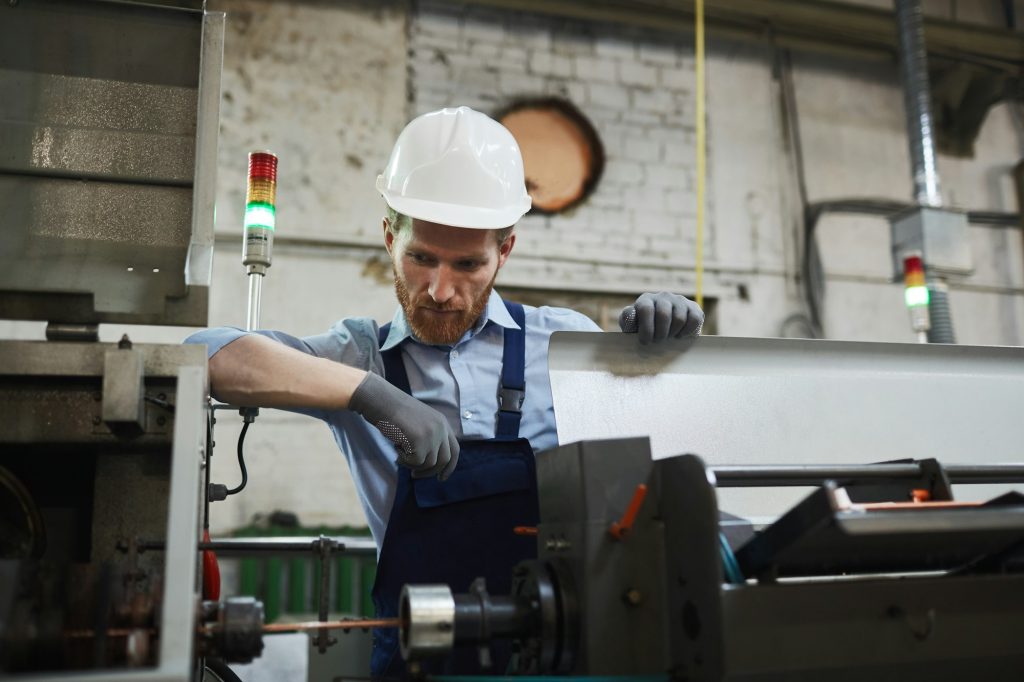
[370,301,539,678]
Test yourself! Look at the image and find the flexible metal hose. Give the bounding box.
[926,279,956,343]
[895,0,943,207]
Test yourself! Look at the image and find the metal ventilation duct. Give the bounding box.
[895,0,943,208]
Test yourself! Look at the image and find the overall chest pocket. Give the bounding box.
[412,440,534,508]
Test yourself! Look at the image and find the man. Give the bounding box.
[186,106,702,675]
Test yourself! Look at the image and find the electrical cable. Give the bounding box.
[719,532,745,585]
[204,408,214,526]
[777,47,822,339]
[800,198,1022,338]
[225,420,250,496]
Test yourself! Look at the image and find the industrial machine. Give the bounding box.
[399,334,1024,680]
[0,3,382,679]
[5,2,1024,681]
[0,0,237,677]
[0,3,390,679]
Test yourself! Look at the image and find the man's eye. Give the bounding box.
[457,261,480,270]
[410,253,429,264]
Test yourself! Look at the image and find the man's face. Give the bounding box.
[385,218,515,345]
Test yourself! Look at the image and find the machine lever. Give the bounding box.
[608,484,648,540]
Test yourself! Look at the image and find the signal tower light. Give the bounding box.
[903,252,930,342]
[243,151,278,272]
[243,151,278,331]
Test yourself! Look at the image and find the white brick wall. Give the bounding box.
[210,0,407,246]
[410,1,705,276]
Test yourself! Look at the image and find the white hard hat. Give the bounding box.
[376,106,533,229]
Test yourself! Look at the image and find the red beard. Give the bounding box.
[393,267,496,345]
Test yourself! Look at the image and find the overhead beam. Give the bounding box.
[455,0,1024,70]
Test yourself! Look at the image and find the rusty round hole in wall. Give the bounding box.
[495,98,604,214]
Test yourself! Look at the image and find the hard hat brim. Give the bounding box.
[380,189,532,230]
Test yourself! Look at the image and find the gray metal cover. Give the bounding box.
[549,333,1024,517]
[0,0,223,326]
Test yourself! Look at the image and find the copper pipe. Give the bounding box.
[260,618,399,633]
[195,618,400,636]
[67,618,399,641]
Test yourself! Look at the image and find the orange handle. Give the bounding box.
[202,529,221,601]
[609,483,648,540]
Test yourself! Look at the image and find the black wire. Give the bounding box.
[775,46,1023,339]
[719,532,745,585]
[777,47,823,339]
[204,409,214,527]
[225,421,250,496]
[800,198,1023,340]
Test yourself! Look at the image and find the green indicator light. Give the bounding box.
[905,285,929,308]
[245,202,276,231]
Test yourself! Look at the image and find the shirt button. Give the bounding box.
[451,350,459,359]
[463,410,473,419]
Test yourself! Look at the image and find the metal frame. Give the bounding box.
[186,9,224,296]
[154,365,206,681]
[4,346,208,682]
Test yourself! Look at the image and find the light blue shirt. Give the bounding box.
[185,290,601,546]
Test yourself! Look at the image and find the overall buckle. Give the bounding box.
[498,386,525,413]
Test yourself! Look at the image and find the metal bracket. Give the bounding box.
[314,535,338,653]
[102,334,145,434]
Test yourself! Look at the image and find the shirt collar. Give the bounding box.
[380,289,520,352]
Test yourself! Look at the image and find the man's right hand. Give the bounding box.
[348,372,460,481]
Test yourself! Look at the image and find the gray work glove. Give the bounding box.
[349,372,460,481]
[619,292,704,344]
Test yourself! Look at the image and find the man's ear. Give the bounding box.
[383,217,394,256]
[497,232,516,269]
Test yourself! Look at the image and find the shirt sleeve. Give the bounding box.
[535,305,604,333]
[183,326,325,358]
[182,317,385,418]
[183,318,383,368]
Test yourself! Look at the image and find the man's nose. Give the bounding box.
[428,266,455,303]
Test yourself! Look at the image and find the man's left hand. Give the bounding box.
[619,292,704,344]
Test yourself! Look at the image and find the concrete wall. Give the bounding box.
[3,0,1023,532]
[408,0,1024,345]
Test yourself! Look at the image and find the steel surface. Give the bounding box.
[549,333,1024,517]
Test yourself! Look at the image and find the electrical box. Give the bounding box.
[889,206,973,277]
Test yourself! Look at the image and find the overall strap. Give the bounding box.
[377,323,412,394]
[379,304,526,437]
[496,301,526,439]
